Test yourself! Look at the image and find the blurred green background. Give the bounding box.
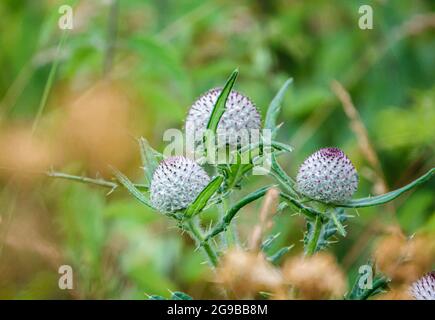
[0,0,434,299]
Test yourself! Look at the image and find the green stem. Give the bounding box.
[279,193,320,220]
[270,155,299,198]
[222,196,239,247]
[217,201,228,249]
[47,171,148,191]
[306,216,322,256]
[185,218,219,268]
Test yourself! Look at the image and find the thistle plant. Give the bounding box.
[410,272,435,300]
[150,156,211,213]
[50,69,435,300]
[296,147,358,203]
[185,88,261,145]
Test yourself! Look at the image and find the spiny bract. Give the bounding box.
[185,88,261,145]
[150,156,210,213]
[296,147,358,203]
[410,272,435,300]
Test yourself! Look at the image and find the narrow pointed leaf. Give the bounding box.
[265,78,293,136]
[111,167,153,209]
[279,192,320,220]
[267,245,293,265]
[346,264,390,300]
[206,69,239,134]
[239,140,293,155]
[261,232,281,251]
[270,153,298,197]
[185,176,223,217]
[148,295,167,300]
[139,137,161,185]
[329,208,347,237]
[171,291,193,300]
[270,141,293,153]
[336,168,434,208]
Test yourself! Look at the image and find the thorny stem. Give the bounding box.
[48,171,118,189]
[279,192,321,220]
[184,218,219,268]
[270,156,299,198]
[47,171,148,192]
[217,201,228,249]
[306,215,322,256]
[222,196,238,247]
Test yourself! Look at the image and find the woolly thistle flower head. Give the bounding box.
[410,272,435,300]
[296,147,358,203]
[150,156,210,213]
[185,88,261,146]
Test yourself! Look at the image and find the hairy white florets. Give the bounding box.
[150,156,210,213]
[410,272,435,300]
[296,147,358,203]
[185,88,261,145]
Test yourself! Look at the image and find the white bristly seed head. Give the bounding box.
[296,147,358,203]
[150,156,210,213]
[185,88,261,145]
[410,272,435,300]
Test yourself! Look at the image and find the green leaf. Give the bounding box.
[110,167,154,209]
[171,291,193,300]
[239,140,293,155]
[270,141,294,153]
[265,78,293,137]
[185,176,223,217]
[139,137,162,185]
[346,264,390,300]
[206,69,239,134]
[204,185,274,241]
[261,232,281,251]
[302,207,349,253]
[222,152,254,191]
[337,168,434,208]
[329,207,347,237]
[279,193,321,220]
[148,295,167,300]
[270,154,298,197]
[267,245,294,265]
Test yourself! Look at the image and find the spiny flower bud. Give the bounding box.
[410,272,435,300]
[296,147,358,203]
[185,88,261,145]
[150,156,210,213]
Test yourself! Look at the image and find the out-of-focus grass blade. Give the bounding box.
[265,78,293,137]
[32,31,68,134]
[185,176,223,217]
[206,69,239,134]
[111,167,154,209]
[337,168,434,208]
